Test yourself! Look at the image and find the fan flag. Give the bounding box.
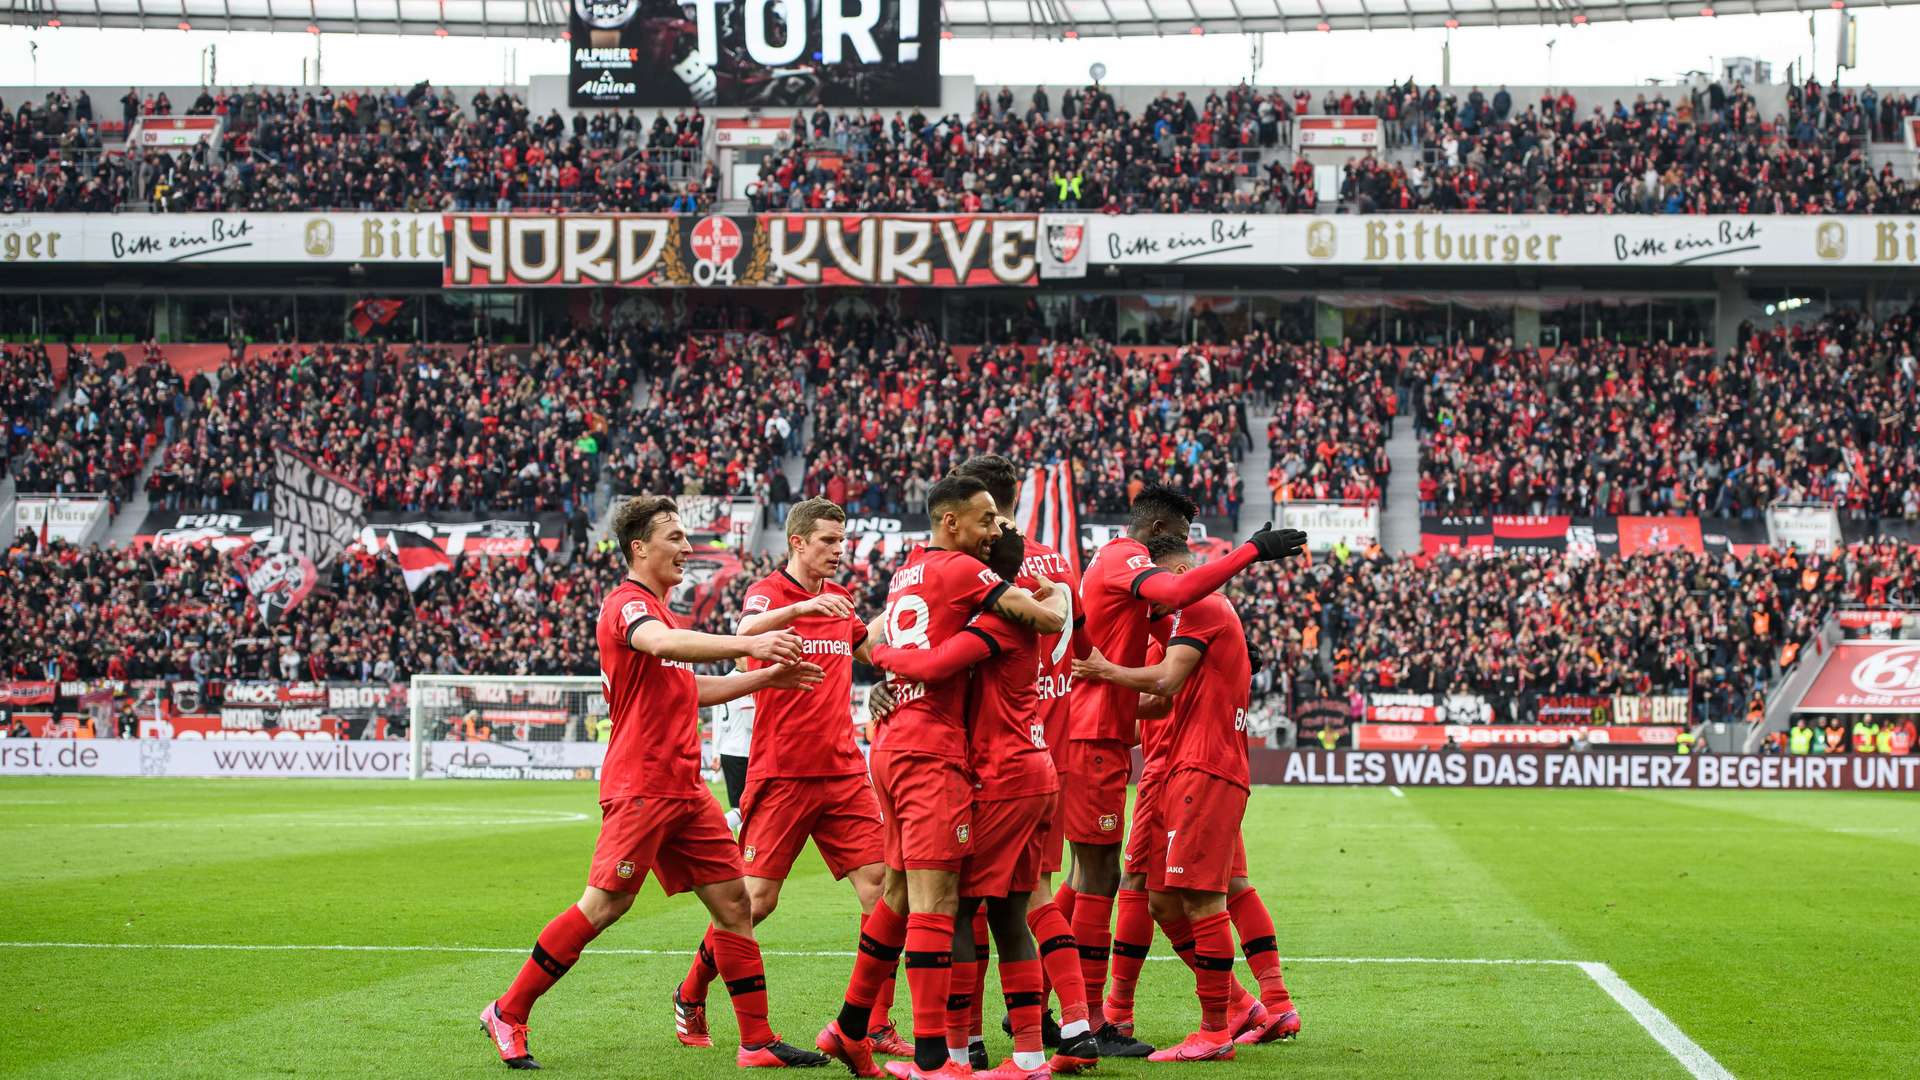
[388,530,453,593]
[1014,462,1083,578]
[350,298,404,336]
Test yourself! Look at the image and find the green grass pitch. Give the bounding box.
[4,777,1916,1078]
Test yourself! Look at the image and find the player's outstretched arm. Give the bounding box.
[1072,644,1203,700]
[990,578,1068,634]
[1131,523,1307,609]
[737,592,855,637]
[1136,692,1174,720]
[869,629,996,684]
[696,662,826,706]
[630,620,804,665]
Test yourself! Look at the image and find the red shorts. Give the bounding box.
[1123,772,1167,876]
[1036,788,1066,875]
[961,793,1053,898]
[869,748,974,873]
[1147,769,1249,895]
[588,793,742,896]
[1060,738,1130,845]
[738,773,885,881]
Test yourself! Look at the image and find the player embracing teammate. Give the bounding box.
[816,473,1068,1080]
[1055,484,1306,1057]
[481,495,832,1070]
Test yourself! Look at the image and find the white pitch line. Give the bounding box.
[1578,962,1734,1080]
[0,941,1581,965]
[1388,785,1405,798]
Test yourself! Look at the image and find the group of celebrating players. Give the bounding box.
[479,453,1311,1076]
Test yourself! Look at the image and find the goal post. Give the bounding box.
[408,675,609,781]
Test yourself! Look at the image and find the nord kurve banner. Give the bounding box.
[442,213,1059,288]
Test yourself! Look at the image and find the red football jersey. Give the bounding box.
[1068,536,1163,743]
[596,579,702,800]
[875,546,1008,762]
[738,570,868,781]
[1163,592,1253,790]
[964,611,1059,800]
[1137,620,1176,785]
[1013,539,1082,758]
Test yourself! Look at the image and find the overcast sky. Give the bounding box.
[0,9,1915,92]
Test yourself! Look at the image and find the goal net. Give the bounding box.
[408,675,608,781]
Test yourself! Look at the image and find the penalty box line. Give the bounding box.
[0,942,1731,1079]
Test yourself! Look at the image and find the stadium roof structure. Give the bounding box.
[2,0,1913,39]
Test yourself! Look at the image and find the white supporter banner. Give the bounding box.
[1766,504,1843,554]
[1038,215,1090,279]
[1279,501,1379,553]
[14,497,110,545]
[1084,214,1920,269]
[0,213,444,265]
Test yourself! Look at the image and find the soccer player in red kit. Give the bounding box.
[1073,550,1289,1062]
[480,496,832,1071]
[1086,536,1299,1047]
[951,455,1097,1064]
[816,474,1066,1080]
[1060,486,1305,1055]
[674,498,890,1049]
[864,516,1095,1080]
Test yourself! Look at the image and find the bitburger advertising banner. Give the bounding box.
[568,0,938,108]
[442,213,1055,288]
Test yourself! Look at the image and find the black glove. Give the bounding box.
[1248,522,1308,562]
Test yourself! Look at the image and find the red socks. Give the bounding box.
[1189,911,1234,1033]
[904,913,957,1043]
[711,928,775,1048]
[945,945,978,1055]
[679,925,719,1005]
[499,904,599,1023]
[1228,888,1294,1008]
[869,969,897,1031]
[1026,900,1089,1028]
[1000,958,1045,1054]
[1105,888,1152,1025]
[1159,912,1253,1008]
[1069,891,1114,1028]
[839,899,906,1041]
[970,909,990,1039]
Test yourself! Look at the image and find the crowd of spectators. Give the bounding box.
[1265,340,1397,507]
[1415,311,1920,519]
[1346,80,1920,214]
[10,344,186,512]
[10,77,1920,215]
[0,534,603,684]
[1,343,60,478]
[2,84,717,213]
[801,326,1254,522]
[1229,539,1920,725]
[149,336,634,515]
[748,84,1306,214]
[613,332,806,505]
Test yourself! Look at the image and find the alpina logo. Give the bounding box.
[577,72,637,96]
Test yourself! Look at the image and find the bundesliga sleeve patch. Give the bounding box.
[978,568,1002,586]
[1126,555,1152,571]
[620,600,651,629]
[743,594,771,614]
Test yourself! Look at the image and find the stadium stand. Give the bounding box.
[801,329,1255,520]
[0,343,60,478]
[1,85,716,213]
[147,338,635,514]
[11,343,186,513]
[1228,539,1920,726]
[1265,340,1398,508]
[0,538,601,683]
[1414,311,1920,518]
